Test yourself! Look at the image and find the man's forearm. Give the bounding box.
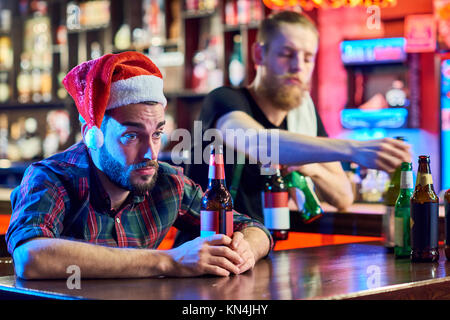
[218,111,411,172]
[302,162,354,210]
[13,237,171,280]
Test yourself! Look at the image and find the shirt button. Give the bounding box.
[116,217,120,224]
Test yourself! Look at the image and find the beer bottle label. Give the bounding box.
[410,202,439,250]
[416,173,433,186]
[262,191,290,230]
[200,210,233,237]
[400,171,413,189]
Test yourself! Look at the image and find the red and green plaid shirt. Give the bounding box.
[6,142,273,254]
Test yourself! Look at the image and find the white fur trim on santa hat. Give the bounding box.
[106,74,167,110]
[85,125,104,150]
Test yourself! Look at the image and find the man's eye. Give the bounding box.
[153,131,164,139]
[123,133,137,141]
[279,52,292,58]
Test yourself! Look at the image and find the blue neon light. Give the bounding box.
[340,108,408,129]
[340,38,406,65]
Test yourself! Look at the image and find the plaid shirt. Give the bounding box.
[6,142,273,254]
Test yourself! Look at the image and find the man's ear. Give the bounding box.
[80,122,89,142]
[252,42,265,66]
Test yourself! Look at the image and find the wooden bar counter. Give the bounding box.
[0,240,449,300]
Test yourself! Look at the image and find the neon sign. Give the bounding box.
[340,108,408,129]
[340,38,406,65]
[262,0,397,11]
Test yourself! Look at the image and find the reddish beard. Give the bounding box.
[260,75,310,111]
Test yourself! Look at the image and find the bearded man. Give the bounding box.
[6,51,273,279]
[182,10,411,240]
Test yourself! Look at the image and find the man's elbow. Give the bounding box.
[12,243,43,279]
[334,192,354,212]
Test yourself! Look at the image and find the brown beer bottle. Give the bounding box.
[445,189,450,260]
[200,144,234,238]
[410,155,439,262]
[262,164,289,241]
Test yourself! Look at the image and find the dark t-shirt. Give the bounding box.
[185,86,328,225]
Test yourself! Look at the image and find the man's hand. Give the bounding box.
[352,138,411,173]
[230,231,256,274]
[166,234,244,277]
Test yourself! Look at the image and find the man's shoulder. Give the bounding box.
[207,86,247,98]
[26,142,90,178]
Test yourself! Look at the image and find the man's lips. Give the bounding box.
[134,167,156,175]
[284,78,302,85]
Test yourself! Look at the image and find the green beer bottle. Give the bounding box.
[394,162,414,258]
[383,136,405,250]
[284,171,323,223]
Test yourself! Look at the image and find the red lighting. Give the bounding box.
[262,0,397,10]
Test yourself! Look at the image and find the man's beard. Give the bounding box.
[260,75,310,111]
[99,147,159,195]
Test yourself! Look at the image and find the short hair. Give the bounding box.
[257,10,318,51]
[79,101,159,131]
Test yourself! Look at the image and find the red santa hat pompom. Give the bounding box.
[62,51,167,150]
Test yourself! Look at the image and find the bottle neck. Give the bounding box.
[416,171,433,188]
[208,179,226,188]
[207,152,225,187]
[418,160,431,174]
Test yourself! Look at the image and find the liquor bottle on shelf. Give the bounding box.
[41,67,52,102]
[200,144,234,238]
[261,164,289,241]
[284,171,323,224]
[0,114,8,159]
[31,68,42,103]
[383,136,406,251]
[249,0,263,23]
[17,54,32,104]
[225,0,238,26]
[237,0,250,25]
[17,117,41,161]
[0,36,13,70]
[0,72,9,103]
[228,34,245,87]
[114,24,131,51]
[185,0,198,12]
[394,162,414,259]
[410,155,439,263]
[445,189,450,260]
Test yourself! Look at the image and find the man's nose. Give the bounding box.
[143,141,158,161]
[289,52,304,73]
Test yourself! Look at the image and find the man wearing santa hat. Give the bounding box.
[6,51,272,279]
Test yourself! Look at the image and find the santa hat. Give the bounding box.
[62,51,167,150]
